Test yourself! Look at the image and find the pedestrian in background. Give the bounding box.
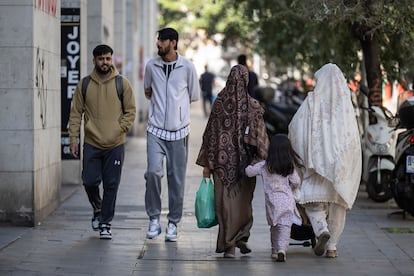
[288,63,362,258]
[69,44,136,239]
[245,134,303,262]
[196,64,269,258]
[199,64,216,117]
[238,54,259,99]
[144,27,200,242]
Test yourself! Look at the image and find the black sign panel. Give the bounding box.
[61,7,80,160]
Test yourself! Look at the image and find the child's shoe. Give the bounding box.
[276,250,286,262]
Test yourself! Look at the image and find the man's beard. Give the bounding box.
[158,45,170,57]
[96,65,111,75]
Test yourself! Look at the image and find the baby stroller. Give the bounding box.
[290,203,316,247]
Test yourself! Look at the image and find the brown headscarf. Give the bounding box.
[196,65,269,196]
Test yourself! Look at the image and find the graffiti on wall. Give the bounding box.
[33,0,58,17]
[35,47,47,129]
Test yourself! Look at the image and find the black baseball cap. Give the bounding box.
[158,27,179,42]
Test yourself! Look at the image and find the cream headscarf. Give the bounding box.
[288,63,362,209]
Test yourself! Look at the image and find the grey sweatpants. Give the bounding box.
[145,132,188,224]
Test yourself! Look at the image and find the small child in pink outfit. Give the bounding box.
[245,134,303,262]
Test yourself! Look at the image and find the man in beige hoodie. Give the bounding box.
[68,44,136,239]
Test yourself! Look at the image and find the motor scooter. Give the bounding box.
[256,87,303,136]
[390,96,414,217]
[361,105,397,202]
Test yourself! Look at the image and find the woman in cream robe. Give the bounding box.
[288,63,362,258]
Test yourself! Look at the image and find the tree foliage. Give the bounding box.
[233,1,414,77]
[158,0,414,104]
[158,0,250,47]
[228,0,414,105]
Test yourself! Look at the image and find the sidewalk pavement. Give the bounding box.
[1,101,414,276]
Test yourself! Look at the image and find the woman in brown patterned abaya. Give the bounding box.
[196,64,269,258]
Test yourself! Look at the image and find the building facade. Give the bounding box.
[0,0,157,226]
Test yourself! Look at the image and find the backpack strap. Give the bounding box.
[81,74,124,113]
[81,75,91,101]
[115,75,124,113]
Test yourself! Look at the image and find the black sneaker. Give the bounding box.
[91,212,100,231]
[276,250,286,262]
[99,224,112,240]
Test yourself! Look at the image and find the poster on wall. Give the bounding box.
[61,6,80,160]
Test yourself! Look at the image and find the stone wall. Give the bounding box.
[0,0,61,226]
[0,0,156,226]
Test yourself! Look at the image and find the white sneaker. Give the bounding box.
[99,224,112,240]
[91,212,100,231]
[146,219,161,239]
[165,222,177,242]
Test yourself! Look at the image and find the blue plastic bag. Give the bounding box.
[195,178,218,228]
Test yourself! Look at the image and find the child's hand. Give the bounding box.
[292,188,301,202]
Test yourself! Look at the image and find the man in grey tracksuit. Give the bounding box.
[143,27,200,242]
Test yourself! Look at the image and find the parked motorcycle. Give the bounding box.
[256,87,303,136]
[361,104,397,202]
[390,96,414,217]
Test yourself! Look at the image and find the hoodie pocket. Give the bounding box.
[103,121,123,145]
[85,119,123,147]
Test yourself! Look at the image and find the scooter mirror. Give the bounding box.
[383,107,394,119]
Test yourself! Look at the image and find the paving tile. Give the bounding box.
[0,101,413,275]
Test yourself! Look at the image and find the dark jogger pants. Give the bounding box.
[82,143,124,225]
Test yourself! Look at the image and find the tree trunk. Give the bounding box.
[359,34,382,106]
